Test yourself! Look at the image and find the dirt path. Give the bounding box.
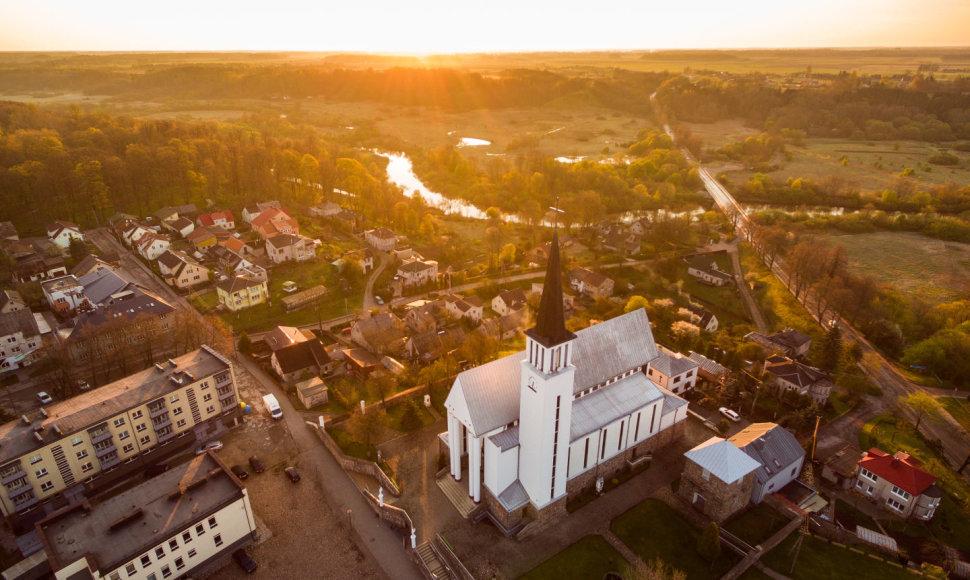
[708,238,768,333]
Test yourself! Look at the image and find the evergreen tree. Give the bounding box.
[818,324,843,373]
[697,521,721,567]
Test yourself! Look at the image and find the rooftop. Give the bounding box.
[685,437,761,484]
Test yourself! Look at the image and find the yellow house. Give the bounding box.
[216,276,269,311]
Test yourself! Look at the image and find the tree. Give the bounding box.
[625,295,649,313]
[817,324,843,373]
[237,332,253,355]
[697,521,721,566]
[630,558,687,580]
[399,399,423,431]
[716,418,730,436]
[900,391,942,432]
[69,238,89,262]
[345,405,390,453]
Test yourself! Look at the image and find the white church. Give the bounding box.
[443,230,690,534]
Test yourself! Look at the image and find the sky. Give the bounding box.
[1,0,969,53]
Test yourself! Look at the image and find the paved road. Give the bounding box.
[362,252,391,311]
[235,355,423,580]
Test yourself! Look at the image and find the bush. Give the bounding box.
[928,152,959,166]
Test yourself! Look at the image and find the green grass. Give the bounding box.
[833,499,878,532]
[519,535,629,580]
[723,503,789,546]
[679,263,749,327]
[386,399,435,431]
[759,533,914,580]
[940,397,970,433]
[738,243,818,332]
[611,499,737,579]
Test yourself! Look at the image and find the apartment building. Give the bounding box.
[0,346,241,520]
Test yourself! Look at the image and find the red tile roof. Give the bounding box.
[858,448,937,496]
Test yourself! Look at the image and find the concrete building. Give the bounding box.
[396,260,438,289]
[0,309,42,373]
[687,254,732,286]
[41,276,88,317]
[36,452,257,580]
[0,346,242,521]
[364,228,397,252]
[266,233,315,264]
[46,221,84,249]
[646,349,699,396]
[679,437,760,523]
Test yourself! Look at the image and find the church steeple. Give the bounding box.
[525,227,577,349]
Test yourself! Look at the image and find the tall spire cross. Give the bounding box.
[549,198,564,230]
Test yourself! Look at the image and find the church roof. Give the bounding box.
[525,229,576,348]
[448,307,660,436]
[570,373,662,441]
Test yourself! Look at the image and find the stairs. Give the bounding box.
[435,473,479,519]
[415,541,452,579]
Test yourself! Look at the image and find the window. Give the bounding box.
[29,454,42,464]
[132,410,143,419]
[168,539,179,551]
[35,468,48,478]
[155,547,164,559]
[891,485,912,500]
[114,418,126,427]
[146,575,156,580]
[860,468,878,482]
[701,468,710,481]
[123,443,134,453]
[140,555,151,568]
[208,516,217,529]
[175,557,184,570]
[119,430,130,441]
[203,393,212,402]
[76,450,88,460]
[71,436,84,446]
[201,381,209,390]
[195,524,205,536]
[173,407,183,416]
[176,419,186,428]
[140,436,151,445]
[213,534,223,547]
[81,462,93,472]
[136,423,147,433]
[206,406,215,414]
[170,395,179,404]
[125,563,136,576]
[182,531,192,543]
[887,497,905,511]
[161,565,171,578]
[673,376,681,384]
[109,572,121,580]
[187,549,197,558]
[40,481,54,491]
[791,466,797,476]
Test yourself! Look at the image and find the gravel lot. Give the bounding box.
[209,366,383,580]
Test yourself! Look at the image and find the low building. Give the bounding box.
[12,255,67,284]
[186,227,218,250]
[686,304,718,333]
[0,346,241,520]
[36,452,257,580]
[215,276,269,312]
[263,325,314,352]
[764,354,833,405]
[135,233,172,261]
[0,309,42,372]
[197,210,235,230]
[0,290,27,314]
[491,289,528,316]
[164,216,195,238]
[270,338,333,384]
[679,437,760,523]
[351,312,406,355]
[242,201,281,224]
[364,228,397,252]
[41,276,88,316]
[70,255,115,278]
[568,266,614,299]
[687,253,733,286]
[396,259,438,289]
[856,448,941,520]
[296,377,329,409]
[0,221,18,241]
[266,233,315,264]
[405,327,465,363]
[404,301,444,334]
[444,294,484,324]
[251,207,299,240]
[342,348,383,376]
[157,250,209,290]
[687,351,729,383]
[647,350,699,395]
[281,285,327,312]
[46,221,84,249]
[746,328,813,359]
[819,443,864,490]
[729,423,805,504]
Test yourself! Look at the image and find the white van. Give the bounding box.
[263,394,283,419]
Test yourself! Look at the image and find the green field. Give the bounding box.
[519,535,629,580]
[829,231,970,302]
[758,533,914,580]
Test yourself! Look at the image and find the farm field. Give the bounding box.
[828,231,970,302]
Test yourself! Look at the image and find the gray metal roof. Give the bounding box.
[684,438,761,484]
[496,479,530,512]
[729,423,805,486]
[79,270,135,305]
[648,351,699,378]
[489,426,520,451]
[571,374,661,441]
[661,389,689,415]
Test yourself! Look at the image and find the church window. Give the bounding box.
[650,405,657,433]
[618,421,625,450]
[600,430,608,460]
[583,439,590,469]
[634,412,642,441]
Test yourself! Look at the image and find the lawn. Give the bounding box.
[611,499,737,579]
[758,533,914,580]
[738,244,818,333]
[386,399,436,432]
[940,397,970,433]
[723,503,789,546]
[832,499,878,532]
[519,535,629,580]
[678,262,750,328]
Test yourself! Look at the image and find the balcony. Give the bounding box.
[1,464,26,485]
[156,428,175,444]
[152,414,171,429]
[98,453,120,470]
[94,442,117,458]
[89,429,112,445]
[149,404,168,419]
[12,492,38,511]
[8,482,34,499]
[217,387,235,400]
[215,371,232,385]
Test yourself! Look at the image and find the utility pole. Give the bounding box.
[811,415,821,462]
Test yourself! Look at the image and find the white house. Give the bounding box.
[135,232,172,261]
[491,289,528,316]
[364,228,397,252]
[444,294,484,324]
[687,254,733,286]
[46,221,84,249]
[396,260,438,288]
[442,230,687,533]
[0,309,42,372]
[646,349,699,395]
[729,423,805,504]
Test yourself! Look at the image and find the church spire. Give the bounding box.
[525,227,576,348]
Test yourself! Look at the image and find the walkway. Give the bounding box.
[234,355,424,580]
[708,237,767,333]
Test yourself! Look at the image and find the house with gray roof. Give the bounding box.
[679,437,761,522]
[746,328,812,359]
[646,348,699,395]
[729,423,805,504]
[764,354,833,405]
[0,309,42,372]
[687,253,733,286]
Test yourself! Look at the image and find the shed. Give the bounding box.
[296,377,329,410]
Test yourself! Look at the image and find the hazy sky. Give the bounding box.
[2,0,968,53]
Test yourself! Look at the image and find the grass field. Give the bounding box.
[738,244,818,333]
[723,503,789,546]
[940,397,970,433]
[519,535,629,580]
[829,231,970,302]
[758,533,914,580]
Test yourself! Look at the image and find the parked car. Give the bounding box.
[230,465,248,480]
[248,456,266,474]
[37,392,52,405]
[718,407,741,422]
[284,467,301,483]
[232,549,258,574]
[195,440,223,455]
[375,296,384,305]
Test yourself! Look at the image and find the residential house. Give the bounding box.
[0,221,17,241]
[207,244,252,276]
[444,294,484,324]
[70,255,115,278]
[271,338,334,384]
[263,325,315,352]
[404,301,444,334]
[646,349,699,395]
[856,448,941,520]
[729,423,805,504]
[216,276,269,312]
[219,237,252,256]
[11,255,67,284]
[569,267,614,299]
[135,232,171,261]
[686,304,718,333]
[687,253,733,286]
[121,221,155,247]
[405,327,465,363]
[0,309,42,372]
[477,310,527,341]
[186,227,218,250]
[242,201,281,224]
[819,444,864,490]
[36,452,256,580]
[296,377,329,409]
[251,207,299,240]
[679,437,761,523]
[351,312,406,355]
[163,216,195,238]
[0,290,27,313]
[396,259,438,289]
[746,328,812,359]
[628,217,652,237]
[152,206,180,223]
[41,276,89,316]
[0,346,242,520]
[342,348,383,376]
[764,354,834,405]
[309,202,342,217]
[364,228,397,252]
[157,250,209,290]
[340,248,375,274]
[197,210,235,230]
[601,230,640,256]
[46,221,84,249]
[687,351,729,383]
[525,241,554,264]
[266,233,315,264]
[491,289,528,316]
